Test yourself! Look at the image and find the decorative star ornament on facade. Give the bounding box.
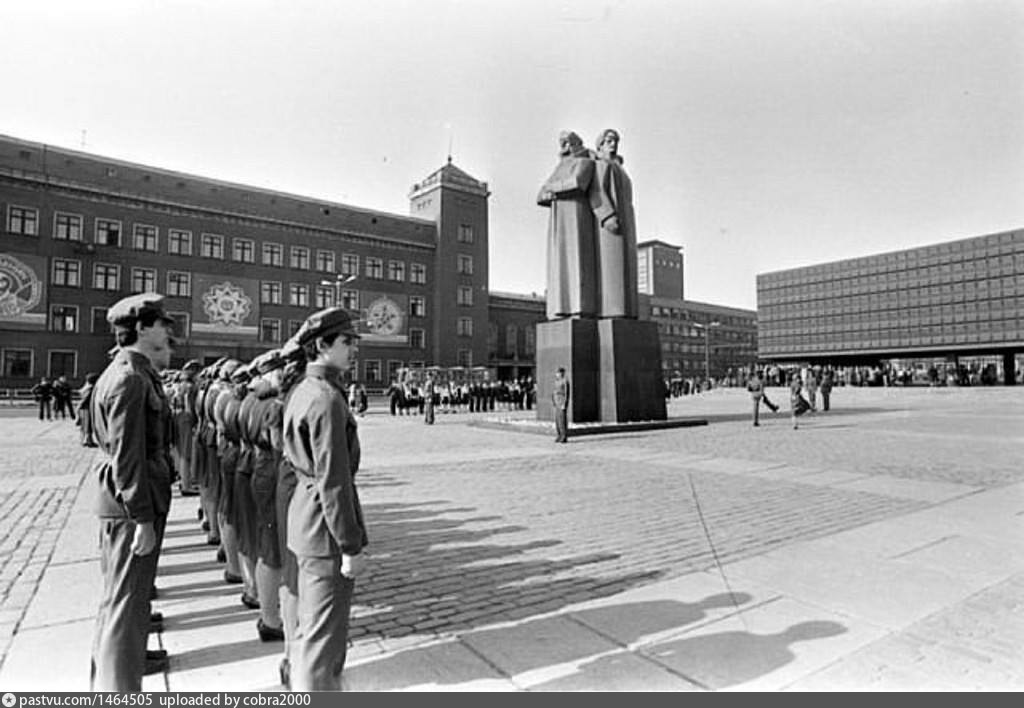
[202,281,252,327]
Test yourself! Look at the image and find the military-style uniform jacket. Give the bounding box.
[90,349,172,522]
[282,363,366,557]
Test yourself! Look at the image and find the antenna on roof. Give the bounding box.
[447,130,454,165]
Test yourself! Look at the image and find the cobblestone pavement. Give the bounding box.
[0,417,95,668]
[0,386,1020,681]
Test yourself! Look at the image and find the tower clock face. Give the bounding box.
[366,297,403,336]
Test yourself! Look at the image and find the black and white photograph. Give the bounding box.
[0,0,1021,692]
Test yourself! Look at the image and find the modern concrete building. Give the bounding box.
[0,135,490,388]
[756,229,1024,384]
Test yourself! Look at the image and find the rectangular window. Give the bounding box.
[409,296,425,317]
[162,312,187,340]
[167,271,191,297]
[131,267,156,293]
[365,257,383,279]
[290,246,310,270]
[457,254,474,275]
[93,263,120,291]
[263,242,284,267]
[364,360,382,383]
[261,281,282,305]
[316,249,335,273]
[132,224,159,252]
[50,305,78,333]
[388,260,405,282]
[47,350,77,379]
[340,253,359,276]
[200,233,224,259]
[52,258,81,287]
[2,349,33,378]
[388,360,404,382]
[260,318,281,343]
[409,328,425,349]
[524,327,536,356]
[457,349,472,367]
[168,229,192,255]
[457,224,474,244]
[288,319,303,338]
[53,212,83,241]
[410,262,427,285]
[95,218,121,246]
[232,238,255,263]
[289,283,309,307]
[457,317,473,336]
[7,206,38,235]
[315,285,334,309]
[91,307,109,334]
[505,324,517,352]
[457,285,473,306]
[341,290,359,311]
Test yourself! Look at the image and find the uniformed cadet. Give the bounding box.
[195,358,227,548]
[232,362,261,610]
[89,293,175,690]
[213,359,245,584]
[282,308,368,691]
[171,360,202,496]
[272,340,306,688]
[246,349,294,646]
[423,373,436,425]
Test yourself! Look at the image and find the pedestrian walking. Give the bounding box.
[746,367,778,426]
[820,369,834,412]
[804,367,819,412]
[31,377,53,421]
[88,293,175,691]
[76,373,100,447]
[282,307,368,691]
[552,367,570,443]
[789,371,811,430]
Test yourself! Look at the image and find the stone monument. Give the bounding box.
[535,129,667,425]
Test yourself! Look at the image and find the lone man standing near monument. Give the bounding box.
[89,293,175,690]
[552,367,570,443]
[538,131,598,320]
[588,128,639,319]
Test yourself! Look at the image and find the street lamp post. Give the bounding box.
[320,273,357,308]
[693,321,720,389]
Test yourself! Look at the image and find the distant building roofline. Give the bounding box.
[637,239,683,251]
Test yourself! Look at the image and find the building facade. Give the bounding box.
[487,291,545,382]
[756,229,1024,383]
[0,135,490,389]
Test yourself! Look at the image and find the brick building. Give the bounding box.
[0,135,489,388]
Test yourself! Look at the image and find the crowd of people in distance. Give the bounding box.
[386,377,535,417]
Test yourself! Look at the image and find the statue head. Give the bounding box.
[558,131,585,157]
[596,128,621,158]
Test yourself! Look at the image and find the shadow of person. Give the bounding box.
[344,594,757,691]
[539,619,847,691]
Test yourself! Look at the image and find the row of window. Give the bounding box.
[6,206,449,281]
[48,259,476,309]
[649,306,752,328]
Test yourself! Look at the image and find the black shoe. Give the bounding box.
[150,611,164,623]
[144,656,169,675]
[279,658,290,689]
[197,507,204,520]
[146,649,168,661]
[258,619,284,642]
[216,547,227,562]
[224,570,243,584]
[241,593,260,609]
[201,520,210,532]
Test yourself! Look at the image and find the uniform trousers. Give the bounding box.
[554,407,568,442]
[275,463,299,668]
[291,555,355,691]
[91,514,165,692]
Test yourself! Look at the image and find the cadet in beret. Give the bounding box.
[194,358,227,549]
[89,293,175,690]
[171,360,202,496]
[282,308,367,691]
[213,360,246,585]
[232,362,262,610]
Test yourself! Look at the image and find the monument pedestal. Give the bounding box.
[535,318,600,423]
[597,319,666,422]
[535,318,666,424]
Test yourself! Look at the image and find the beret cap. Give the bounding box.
[107,292,174,327]
[294,307,361,347]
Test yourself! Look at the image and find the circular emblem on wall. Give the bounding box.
[0,253,42,317]
[366,296,403,336]
[201,281,253,327]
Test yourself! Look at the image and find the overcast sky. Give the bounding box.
[2,0,1021,310]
